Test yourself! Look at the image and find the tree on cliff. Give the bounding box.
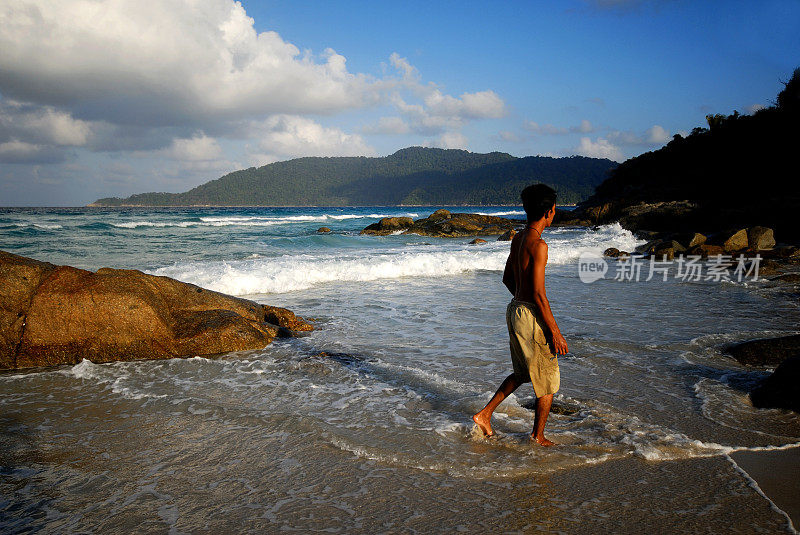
[576,67,800,240]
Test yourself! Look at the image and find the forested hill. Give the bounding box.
[90,147,616,206]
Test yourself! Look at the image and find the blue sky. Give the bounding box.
[0,0,798,205]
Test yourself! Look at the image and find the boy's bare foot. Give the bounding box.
[472,413,494,437]
[531,434,556,446]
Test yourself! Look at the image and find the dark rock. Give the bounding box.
[497,229,516,241]
[317,227,331,233]
[0,251,313,371]
[551,209,589,227]
[603,247,621,257]
[756,259,785,277]
[634,239,662,254]
[469,238,487,245]
[654,240,687,253]
[724,334,800,367]
[770,273,800,283]
[759,246,799,259]
[362,212,522,238]
[750,356,800,412]
[687,243,724,258]
[747,226,776,250]
[360,216,415,236]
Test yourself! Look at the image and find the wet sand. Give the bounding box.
[729,446,800,529]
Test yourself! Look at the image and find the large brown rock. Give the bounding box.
[747,226,776,250]
[0,251,312,370]
[724,334,800,368]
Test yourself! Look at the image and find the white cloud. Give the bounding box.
[575,137,623,161]
[166,134,223,161]
[385,54,506,135]
[525,121,568,135]
[423,132,468,150]
[497,130,522,142]
[0,140,64,164]
[363,116,411,135]
[389,52,418,80]
[525,119,594,135]
[250,115,376,164]
[607,125,670,146]
[746,103,765,114]
[0,101,93,147]
[0,1,374,124]
[645,125,670,144]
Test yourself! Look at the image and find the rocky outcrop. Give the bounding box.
[724,335,800,412]
[317,227,331,233]
[361,210,524,238]
[0,251,312,370]
[750,356,800,412]
[497,229,516,241]
[724,334,800,368]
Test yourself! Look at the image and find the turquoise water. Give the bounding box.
[1,206,799,533]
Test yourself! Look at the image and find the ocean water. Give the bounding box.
[1,206,799,533]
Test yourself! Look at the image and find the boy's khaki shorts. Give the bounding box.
[506,299,560,397]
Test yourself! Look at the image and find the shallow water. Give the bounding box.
[1,206,799,533]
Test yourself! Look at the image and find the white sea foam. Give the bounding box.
[473,210,525,216]
[13,223,63,229]
[148,223,642,295]
[110,213,417,229]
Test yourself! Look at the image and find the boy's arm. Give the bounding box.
[530,241,569,355]
[502,251,515,295]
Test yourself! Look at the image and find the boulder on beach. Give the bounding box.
[747,226,776,250]
[497,229,516,241]
[750,356,800,413]
[361,212,523,238]
[724,334,800,368]
[0,251,312,371]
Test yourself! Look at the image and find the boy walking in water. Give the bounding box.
[473,184,568,446]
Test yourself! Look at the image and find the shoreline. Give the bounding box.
[728,446,800,529]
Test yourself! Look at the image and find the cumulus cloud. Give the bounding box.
[384,53,505,135]
[645,125,670,144]
[0,1,374,124]
[165,134,224,162]
[423,132,469,150]
[575,137,623,161]
[249,115,376,165]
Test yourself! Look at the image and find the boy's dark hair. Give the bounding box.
[521,184,557,222]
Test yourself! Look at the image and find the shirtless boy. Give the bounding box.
[472,184,568,446]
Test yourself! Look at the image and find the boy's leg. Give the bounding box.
[472,373,522,436]
[531,393,555,446]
